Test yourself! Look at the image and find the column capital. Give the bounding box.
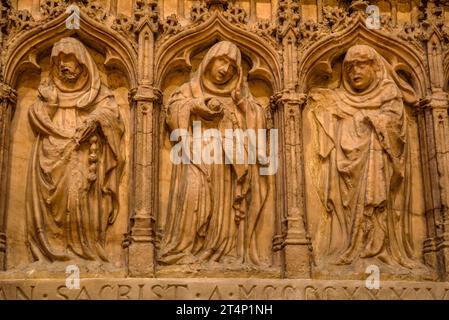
[129,85,162,104]
[0,83,17,105]
[271,90,307,109]
[417,91,449,111]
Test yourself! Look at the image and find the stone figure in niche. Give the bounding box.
[26,37,125,262]
[159,41,270,267]
[308,44,428,272]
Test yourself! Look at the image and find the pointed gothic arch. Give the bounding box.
[154,13,282,93]
[2,12,138,89]
[298,18,429,98]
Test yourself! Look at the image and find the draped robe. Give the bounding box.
[26,38,125,262]
[159,42,270,266]
[310,46,423,269]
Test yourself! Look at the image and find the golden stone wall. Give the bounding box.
[1,0,449,300]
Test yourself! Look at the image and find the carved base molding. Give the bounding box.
[3,0,449,291]
[0,278,449,300]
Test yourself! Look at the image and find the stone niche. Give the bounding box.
[6,35,131,276]
[157,40,278,277]
[303,44,429,281]
[1,0,449,300]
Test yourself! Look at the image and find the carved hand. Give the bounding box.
[231,89,245,112]
[191,98,224,120]
[38,81,58,105]
[74,117,98,144]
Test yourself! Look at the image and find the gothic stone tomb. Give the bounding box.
[2,0,449,300]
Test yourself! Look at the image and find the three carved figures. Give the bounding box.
[1,0,449,281]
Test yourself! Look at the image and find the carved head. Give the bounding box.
[197,41,242,95]
[57,53,84,83]
[49,37,101,108]
[343,45,379,93]
[207,55,237,85]
[50,37,96,94]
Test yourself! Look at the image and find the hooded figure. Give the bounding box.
[26,37,125,262]
[159,41,271,266]
[308,44,429,271]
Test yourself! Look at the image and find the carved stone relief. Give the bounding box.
[303,44,432,280]
[26,37,125,264]
[157,41,276,275]
[1,0,449,299]
[5,34,131,274]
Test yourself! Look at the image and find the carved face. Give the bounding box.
[57,53,83,83]
[207,56,236,85]
[344,57,376,92]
